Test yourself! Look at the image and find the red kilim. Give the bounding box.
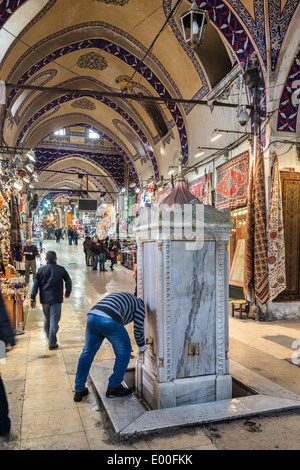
[215,151,249,210]
[188,173,212,205]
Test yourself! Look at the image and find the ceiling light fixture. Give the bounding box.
[25,162,34,173]
[195,147,205,158]
[210,129,222,142]
[195,146,223,157]
[13,179,23,190]
[26,149,36,162]
[168,166,176,175]
[180,0,209,49]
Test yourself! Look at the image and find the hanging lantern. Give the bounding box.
[180,0,208,49]
[18,169,27,178]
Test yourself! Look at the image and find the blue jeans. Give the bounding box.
[74,314,131,392]
[93,254,99,269]
[100,253,106,270]
[42,303,62,348]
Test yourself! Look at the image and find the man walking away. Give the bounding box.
[0,291,15,436]
[91,238,101,270]
[30,251,72,350]
[74,292,146,401]
[23,239,39,284]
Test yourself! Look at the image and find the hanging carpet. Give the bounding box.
[188,173,212,205]
[243,149,269,305]
[275,171,300,301]
[267,154,286,301]
[215,151,249,210]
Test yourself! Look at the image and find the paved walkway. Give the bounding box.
[1,240,300,451]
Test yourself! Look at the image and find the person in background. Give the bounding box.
[99,240,109,271]
[0,291,15,436]
[83,236,93,266]
[30,251,72,350]
[68,226,73,245]
[23,239,39,284]
[73,292,146,402]
[91,238,101,270]
[108,239,118,271]
[133,262,137,296]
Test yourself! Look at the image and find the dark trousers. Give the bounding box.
[0,375,10,435]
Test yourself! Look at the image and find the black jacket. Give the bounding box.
[31,261,72,304]
[24,244,39,260]
[0,292,15,347]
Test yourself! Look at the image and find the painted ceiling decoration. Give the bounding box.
[0,0,299,204]
[71,98,97,111]
[94,0,130,5]
[0,0,29,27]
[277,46,300,132]
[16,91,159,179]
[34,148,131,188]
[6,35,188,167]
[76,52,108,70]
[34,118,140,184]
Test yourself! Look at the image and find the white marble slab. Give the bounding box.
[89,360,300,438]
[120,395,300,437]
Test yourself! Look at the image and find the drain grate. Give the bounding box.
[263,335,298,348]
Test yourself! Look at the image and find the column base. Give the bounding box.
[136,364,232,410]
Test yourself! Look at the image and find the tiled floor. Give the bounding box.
[0,241,217,451]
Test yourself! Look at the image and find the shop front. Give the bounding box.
[0,179,28,333]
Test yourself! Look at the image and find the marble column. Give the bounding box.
[135,205,232,410]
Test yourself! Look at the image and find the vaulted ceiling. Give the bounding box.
[0,0,299,203]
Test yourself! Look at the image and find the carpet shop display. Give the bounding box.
[215,151,249,210]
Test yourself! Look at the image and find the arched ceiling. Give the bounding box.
[0,0,299,203]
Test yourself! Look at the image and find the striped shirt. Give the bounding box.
[89,292,145,347]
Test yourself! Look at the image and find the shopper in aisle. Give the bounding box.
[83,236,93,266]
[73,291,146,401]
[99,239,109,271]
[91,237,101,270]
[67,226,74,245]
[55,227,62,243]
[0,291,15,436]
[23,239,39,284]
[30,251,72,350]
[108,239,118,271]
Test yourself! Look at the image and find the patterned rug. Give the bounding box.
[188,173,212,204]
[230,239,245,287]
[267,154,286,301]
[243,161,254,299]
[215,151,249,210]
[244,148,269,305]
[277,170,300,300]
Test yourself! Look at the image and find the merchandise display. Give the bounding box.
[0,275,28,334]
[120,243,136,270]
[0,178,28,332]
